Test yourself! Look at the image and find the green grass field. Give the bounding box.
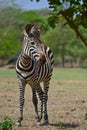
[0,68,87,80]
[53,68,87,80]
[0,68,87,130]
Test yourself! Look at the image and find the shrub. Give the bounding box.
[0,117,13,130]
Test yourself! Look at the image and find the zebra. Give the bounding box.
[16,23,54,126]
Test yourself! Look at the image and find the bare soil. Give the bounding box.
[0,78,87,130]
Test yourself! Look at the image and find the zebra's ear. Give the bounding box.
[24,24,35,35]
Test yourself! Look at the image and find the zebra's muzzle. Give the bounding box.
[38,53,46,65]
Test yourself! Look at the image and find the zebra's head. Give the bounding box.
[24,23,43,38]
[22,23,46,65]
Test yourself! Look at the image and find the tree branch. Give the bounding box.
[60,11,87,46]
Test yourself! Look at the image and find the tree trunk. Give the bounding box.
[61,44,65,68]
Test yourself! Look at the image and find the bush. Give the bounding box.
[0,117,13,130]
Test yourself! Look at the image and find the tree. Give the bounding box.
[31,0,87,46]
[41,22,87,67]
[0,7,47,61]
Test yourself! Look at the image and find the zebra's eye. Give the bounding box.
[31,42,35,45]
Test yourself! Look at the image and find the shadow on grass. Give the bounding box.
[49,122,79,129]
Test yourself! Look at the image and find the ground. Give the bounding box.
[0,68,87,130]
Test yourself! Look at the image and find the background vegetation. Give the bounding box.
[0,6,87,68]
[34,0,87,46]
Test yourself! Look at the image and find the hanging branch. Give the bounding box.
[60,11,87,46]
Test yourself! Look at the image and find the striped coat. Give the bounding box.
[16,24,54,126]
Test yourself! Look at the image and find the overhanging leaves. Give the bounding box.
[31,0,87,46]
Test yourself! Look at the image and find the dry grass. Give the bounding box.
[0,69,87,130]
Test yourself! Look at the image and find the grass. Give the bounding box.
[0,68,16,78]
[85,112,87,120]
[0,67,87,80]
[52,68,87,80]
[57,122,68,130]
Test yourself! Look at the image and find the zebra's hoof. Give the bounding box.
[44,120,49,125]
[36,121,41,127]
[15,122,21,127]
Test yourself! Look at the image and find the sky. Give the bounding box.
[15,0,49,10]
[0,0,49,10]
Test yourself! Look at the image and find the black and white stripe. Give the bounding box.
[16,24,54,126]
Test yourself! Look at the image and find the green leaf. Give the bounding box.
[48,14,59,28]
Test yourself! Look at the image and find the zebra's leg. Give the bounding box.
[31,86,39,121]
[43,81,49,125]
[16,79,26,127]
[36,84,44,122]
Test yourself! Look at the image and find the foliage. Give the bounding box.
[0,7,47,60]
[0,117,13,130]
[0,26,21,59]
[0,6,87,67]
[32,0,87,46]
[42,23,87,67]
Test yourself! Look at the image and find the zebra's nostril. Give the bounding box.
[39,57,46,65]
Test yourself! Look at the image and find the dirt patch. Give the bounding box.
[0,78,87,130]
